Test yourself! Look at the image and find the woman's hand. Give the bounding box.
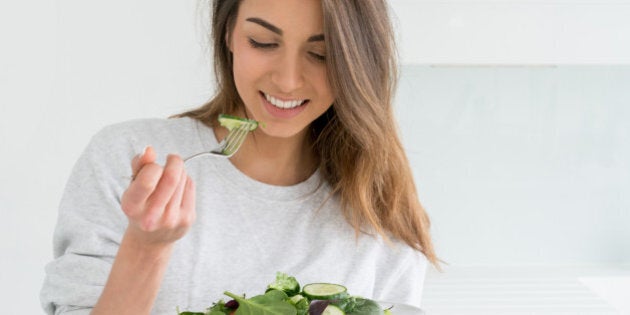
[93,146,197,314]
[121,146,196,246]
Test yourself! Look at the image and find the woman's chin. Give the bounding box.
[254,124,307,140]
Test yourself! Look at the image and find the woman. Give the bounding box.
[41,0,438,314]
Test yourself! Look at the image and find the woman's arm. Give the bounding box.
[91,233,174,314]
[92,147,196,314]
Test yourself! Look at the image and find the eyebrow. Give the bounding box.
[246,17,325,42]
[307,34,325,42]
[246,17,282,35]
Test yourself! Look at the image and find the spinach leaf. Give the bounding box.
[332,296,383,315]
[203,299,236,315]
[347,297,383,315]
[177,305,207,315]
[331,296,355,313]
[225,289,297,315]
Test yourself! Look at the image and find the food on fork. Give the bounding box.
[218,114,262,131]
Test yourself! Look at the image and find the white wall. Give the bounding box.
[390,0,630,65]
[0,0,210,312]
[396,65,630,265]
[1,0,628,314]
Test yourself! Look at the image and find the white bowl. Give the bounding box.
[377,301,425,315]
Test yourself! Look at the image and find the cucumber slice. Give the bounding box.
[323,305,345,315]
[218,114,259,131]
[302,283,348,300]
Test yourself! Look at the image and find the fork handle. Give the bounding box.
[183,152,212,163]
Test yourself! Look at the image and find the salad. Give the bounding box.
[178,272,394,315]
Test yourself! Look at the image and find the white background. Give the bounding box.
[1,0,629,313]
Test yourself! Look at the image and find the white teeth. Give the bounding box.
[264,92,305,109]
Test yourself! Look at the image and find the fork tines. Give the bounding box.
[220,123,251,157]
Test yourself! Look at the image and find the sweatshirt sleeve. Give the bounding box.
[40,125,138,315]
[372,246,429,309]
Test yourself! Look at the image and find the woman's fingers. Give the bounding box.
[122,163,163,218]
[180,176,196,224]
[142,154,185,230]
[161,168,188,229]
[121,148,196,244]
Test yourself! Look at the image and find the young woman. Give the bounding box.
[41,0,438,314]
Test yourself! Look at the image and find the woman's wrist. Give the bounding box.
[121,228,175,260]
[92,229,175,315]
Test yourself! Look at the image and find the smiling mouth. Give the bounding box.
[260,91,309,109]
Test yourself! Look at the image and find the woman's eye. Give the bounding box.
[248,38,277,49]
[309,52,326,62]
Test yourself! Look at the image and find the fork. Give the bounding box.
[126,122,252,181]
[184,122,252,162]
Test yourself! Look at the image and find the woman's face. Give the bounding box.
[229,0,334,139]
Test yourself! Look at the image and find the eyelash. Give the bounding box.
[309,52,326,62]
[248,38,277,49]
[248,38,326,62]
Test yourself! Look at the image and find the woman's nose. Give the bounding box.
[271,52,305,93]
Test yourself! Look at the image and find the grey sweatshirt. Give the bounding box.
[40,117,428,314]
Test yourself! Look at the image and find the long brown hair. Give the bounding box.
[177,0,439,267]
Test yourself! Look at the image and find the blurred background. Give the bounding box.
[1,0,628,314]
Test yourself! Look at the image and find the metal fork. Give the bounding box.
[125,123,251,181]
[184,122,252,162]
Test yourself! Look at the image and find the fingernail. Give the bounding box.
[142,146,149,156]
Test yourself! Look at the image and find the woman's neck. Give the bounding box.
[213,126,318,186]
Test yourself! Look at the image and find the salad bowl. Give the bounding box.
[377,301,425,315]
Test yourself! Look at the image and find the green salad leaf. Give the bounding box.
[290,295,309,315]
[206,299,235,315]
[267,272,301,297]
[224,289,296,315]
[178,272,390,315]
[333,297,383,315]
